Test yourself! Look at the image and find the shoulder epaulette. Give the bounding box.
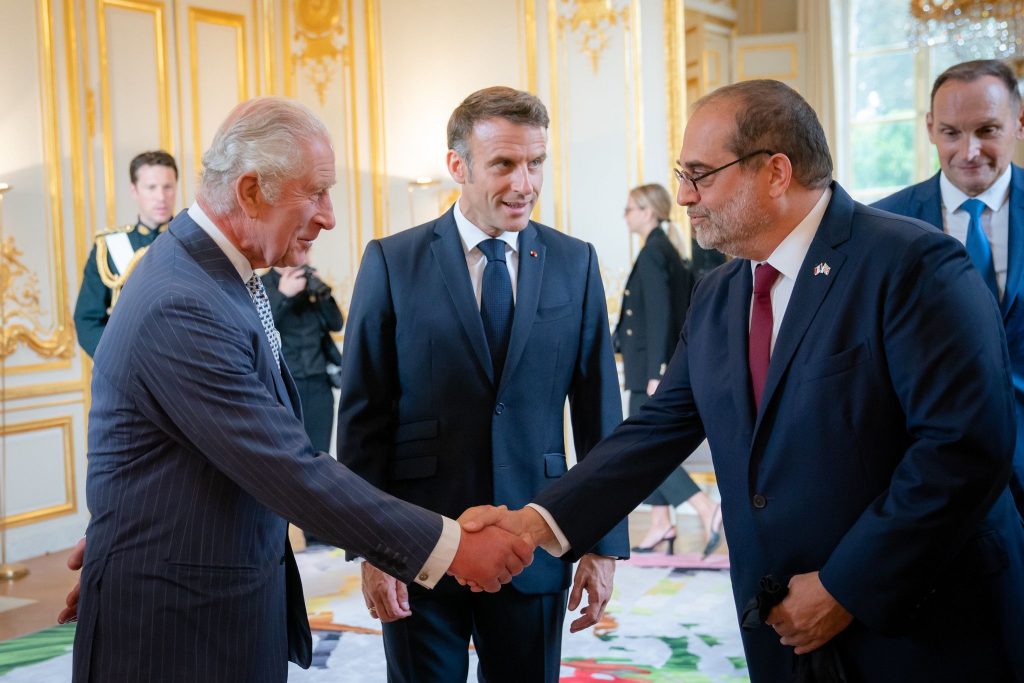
[92,224,135,242]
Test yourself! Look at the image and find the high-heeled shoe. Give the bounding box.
[631,528,677,554]
[701,505,724,559]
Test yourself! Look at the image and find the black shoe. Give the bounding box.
[631,529,677,554]
[701,506,724,559]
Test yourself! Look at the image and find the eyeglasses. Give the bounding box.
[674,149,775,193]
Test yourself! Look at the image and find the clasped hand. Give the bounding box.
[446,505,537,593]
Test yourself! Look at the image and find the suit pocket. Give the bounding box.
[394,419,438,443]
[535,302,575,323]
[544,453,568,478]
[802,342,870,381]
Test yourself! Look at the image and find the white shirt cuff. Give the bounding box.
[526,503,570,557]
[413,515,461,588]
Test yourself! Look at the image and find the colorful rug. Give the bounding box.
[0,548,748,682]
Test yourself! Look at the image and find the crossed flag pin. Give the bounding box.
[813,262,831,277]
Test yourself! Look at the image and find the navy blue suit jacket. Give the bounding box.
[74,211,444,682]
[535,184,1024,681]
[875,165,1024,518]
[338,207,629,595]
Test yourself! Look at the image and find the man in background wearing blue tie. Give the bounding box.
[874,58,1024,519]
[338,86,628,683]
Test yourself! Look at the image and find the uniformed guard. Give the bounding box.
[73,150,178,357]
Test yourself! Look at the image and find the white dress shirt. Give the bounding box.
[939,166,1011,299]
[531,187,834,559]
[453,199,520,305]
[189,201,461,588]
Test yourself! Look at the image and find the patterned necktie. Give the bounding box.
[960,198,999,301]
[749,262,781,411]
[478,238,514,382]
[245,273,281,369]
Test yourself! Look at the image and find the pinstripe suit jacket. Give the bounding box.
[72,210,443,682]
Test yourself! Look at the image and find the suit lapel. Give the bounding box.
[1001,165,1024,318]
[429,210,495,384]
[754,185,851,436]
[913,173,944,230]
[502,224,543,388]
[170,213,293,407]
[726,264,756,442]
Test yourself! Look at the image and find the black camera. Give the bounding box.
[302,265,331,298]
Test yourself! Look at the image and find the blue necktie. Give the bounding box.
[479,238,514,382]
[960,198,999,300]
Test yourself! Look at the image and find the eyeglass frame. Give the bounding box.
[674,149,775,193]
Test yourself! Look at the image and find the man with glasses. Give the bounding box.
[464,79,1024,681]
[875,59,1024,521]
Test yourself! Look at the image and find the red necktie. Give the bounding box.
[749,263,781,411]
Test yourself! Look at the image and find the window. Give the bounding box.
[832,0,960,203]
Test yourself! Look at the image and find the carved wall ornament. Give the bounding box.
[292,0,349,105]
[0,186,75,360]
[560,0,629,74]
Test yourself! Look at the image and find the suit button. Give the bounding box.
[625,309,633,316]
[626,329,633,336]
[752,494,767,509]
[624,288,630,296]
[495,403,505,415]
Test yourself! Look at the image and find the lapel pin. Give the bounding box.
[813,262,831,277]
[529,250,538,258]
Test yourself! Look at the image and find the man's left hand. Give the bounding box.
[766,571,853,654]
[567,554,616,633]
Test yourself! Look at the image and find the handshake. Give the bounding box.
[445,504,553,592]
[365,504,614,634]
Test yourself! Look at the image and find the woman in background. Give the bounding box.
[616,183,723,557]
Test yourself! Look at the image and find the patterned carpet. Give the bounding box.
[0,548,748,682]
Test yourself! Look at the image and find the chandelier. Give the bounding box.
[909,1,1024,76]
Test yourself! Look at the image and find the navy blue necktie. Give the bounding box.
[479,238,514,382]
[960,198,998,301]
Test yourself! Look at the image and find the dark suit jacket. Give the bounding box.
[875,165,1024,518]
[74,210,444,683]
[535,184,1024,682]
[262,268,344,379]
[338,207,629,596]
[614,227,694,391]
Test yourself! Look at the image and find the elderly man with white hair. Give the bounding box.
[65,97,533,683]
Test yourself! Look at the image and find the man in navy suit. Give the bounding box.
[338,86,628,682]
[464,80,1024,681]
[67,97,532,683]
[874,58,1024,519]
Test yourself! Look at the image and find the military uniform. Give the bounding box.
[73,219,166,357]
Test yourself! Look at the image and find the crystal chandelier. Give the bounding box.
[909,1,1024,76]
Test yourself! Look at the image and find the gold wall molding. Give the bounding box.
[547,0,565,231]
[97,0,172,227]
[559,0,629,74]
[291,0,347,105]
[664,0,687,249]
[365,0,387,238]
[736,42,798,81]
[2,380,85,401]
[0,1,77,364]
[3,396,84,414]
[188,7,250,172]
[0,416,77,528]
[1,235,46,358]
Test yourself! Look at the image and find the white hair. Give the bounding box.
[198,97,331,215]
